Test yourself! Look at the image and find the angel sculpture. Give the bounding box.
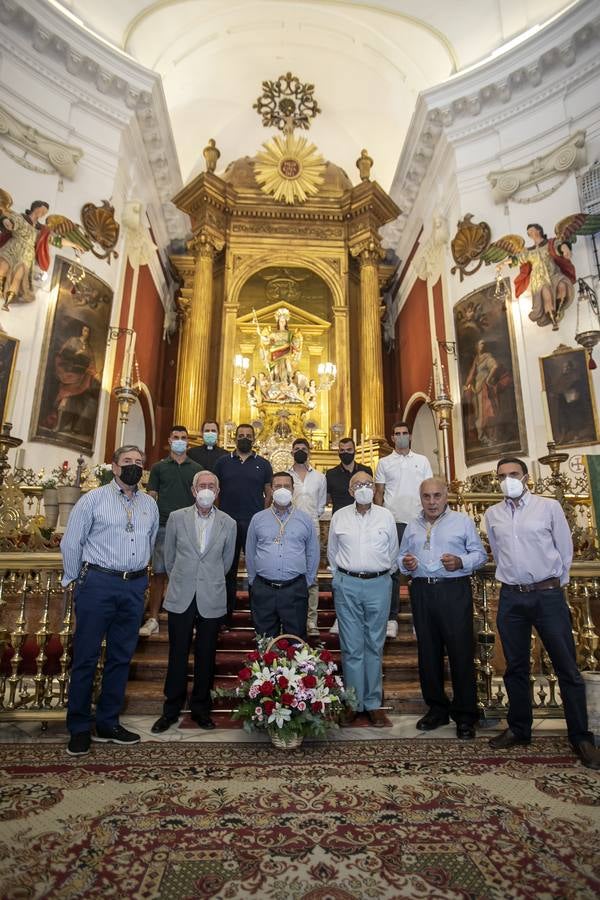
[451,213,600,330]
[0,190,119,311]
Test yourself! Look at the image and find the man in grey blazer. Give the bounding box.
[151,470,236,733]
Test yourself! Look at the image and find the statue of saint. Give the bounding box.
[259,307,303,385]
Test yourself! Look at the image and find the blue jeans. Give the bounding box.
[333,571,391,711]
[67,569,146,734]
[497,585,592,745]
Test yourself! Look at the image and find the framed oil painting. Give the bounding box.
[29,256,113,454]
[540,345,599,448]
[0,334,19,425]
[454,279,528,466]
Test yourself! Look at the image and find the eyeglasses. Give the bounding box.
[354,481,375,489]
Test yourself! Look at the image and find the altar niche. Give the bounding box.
[235,267,333,448]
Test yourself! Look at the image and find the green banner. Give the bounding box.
[585,454,600,532]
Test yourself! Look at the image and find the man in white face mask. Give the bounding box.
[327,471,399,726]
[245,472,320,639]
[485,457,600,770]
[151,471,237,734]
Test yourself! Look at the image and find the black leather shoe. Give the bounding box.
[191,715,216,730]
[488,728,530,749]
[573,740,600,770]
[416,712,450,731]
[151,715,178,734]
[456,723,476,740]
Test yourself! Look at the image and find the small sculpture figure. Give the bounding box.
[258,307,303,385]
[203,138,221,174]
[356,149,373,182]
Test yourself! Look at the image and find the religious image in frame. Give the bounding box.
[0,334,19,425]
[454,279,527,466]
[540,345,599,448]
[29,256,113,454]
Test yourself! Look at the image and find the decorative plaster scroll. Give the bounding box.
[121,200,157,269]
[413,214,449,281]
[0,102,83,179]
[487,131,587,204]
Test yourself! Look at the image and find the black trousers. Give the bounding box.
[224,519,250,622]
[389,522,407,620]
[497,585,592,745]
[251,575,308,640]
[409,577,478,725]
[162,598,220,720]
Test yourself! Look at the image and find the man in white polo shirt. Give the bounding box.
[374,421,433,638]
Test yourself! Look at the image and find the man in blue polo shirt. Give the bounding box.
[214,423,273,628]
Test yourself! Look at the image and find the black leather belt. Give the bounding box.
[257,573,305,589]
[85,563,147,581]
[411,576,470,585]
[501,577,560,593]
[337,567,389,579]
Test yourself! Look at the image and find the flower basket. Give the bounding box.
[214,633,356,747]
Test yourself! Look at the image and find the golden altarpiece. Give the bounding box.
[169,80,399,468]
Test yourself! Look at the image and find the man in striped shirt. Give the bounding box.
[61,444,159,757]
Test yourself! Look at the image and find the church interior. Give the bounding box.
[0,1,599,897]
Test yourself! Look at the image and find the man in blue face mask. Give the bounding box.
[485,456,600,770]
[188,420,228,472]
[141,425,203,636]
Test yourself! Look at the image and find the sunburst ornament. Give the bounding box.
[254,132,326,205]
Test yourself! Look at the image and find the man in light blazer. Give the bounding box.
[151,470,236,733]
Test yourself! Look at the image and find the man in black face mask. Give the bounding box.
[214,424,273,628]
[325,437,373,635]
[60,445,159,757]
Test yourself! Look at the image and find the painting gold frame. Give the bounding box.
[539,344,600,449]
[0,333,19,425]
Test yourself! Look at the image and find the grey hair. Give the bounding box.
[112,445,146,464]
[419,476,448,494]
[192,470,219,490]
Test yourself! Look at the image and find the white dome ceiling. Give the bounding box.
[55,0,578,189]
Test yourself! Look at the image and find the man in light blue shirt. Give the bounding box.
[245,471,319,639]
[61,444,159,757]
[399,476,487,739]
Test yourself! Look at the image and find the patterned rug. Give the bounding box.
[1,738,599,899]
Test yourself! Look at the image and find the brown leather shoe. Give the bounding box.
[340,710,357,727]
[488,728,530,749]
[573,740,600,770]
[366,709,386,728]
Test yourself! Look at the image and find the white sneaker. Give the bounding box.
[329,619,339,635]
[139,617,159,636]
[307,625,320,637]
[386,619,398,639]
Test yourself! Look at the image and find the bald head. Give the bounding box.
[349,471,373,490]
[420,477,448,522]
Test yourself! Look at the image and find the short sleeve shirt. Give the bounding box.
[147,456,203,526]
[325,462,373,515]
[214,452,273,522]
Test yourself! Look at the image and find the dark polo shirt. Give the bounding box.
[187,443,228,472]
[147,455,203,526]
[214,451,273,522]
[326,461,373,515]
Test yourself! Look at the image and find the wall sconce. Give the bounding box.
[317,362,336,390]
[233,354,250,385]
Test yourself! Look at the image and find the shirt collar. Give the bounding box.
[504,489,531,511]
[231,450,256,460]
[195,505,215,519]
[289,464,314,474]
[165,454,190,464]
[111,479,138,496]
[418,506,449,527]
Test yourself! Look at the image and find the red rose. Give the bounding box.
[278,676,289,689]
[237,667,252,681]
[247,651,260,662]
[320,650,333,663]
[286,647,296,660]
[280,692,294,706]
[276,639,290,649]
[263,700,275,716]
[324,675,335,688]
[263,651,277,666]
[259,680,275,696]
[311,701,322,713]
[302,674,317,689]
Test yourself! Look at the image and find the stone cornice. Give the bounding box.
[387,0,600,250]
[0,0,185,238]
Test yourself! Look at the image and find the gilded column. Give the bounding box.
[174,235,222,431]
[353,241,385,439]
[217,300,240,430]
[331,306,350,433]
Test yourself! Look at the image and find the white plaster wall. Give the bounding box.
[389,0,600,480]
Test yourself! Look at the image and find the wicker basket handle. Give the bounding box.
[265,633,308,653]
